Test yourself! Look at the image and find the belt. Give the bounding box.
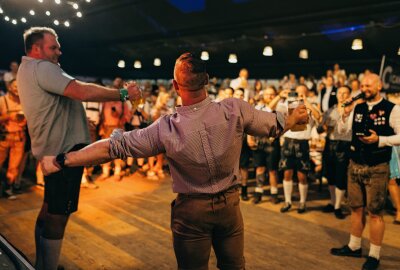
[178,184,240,199]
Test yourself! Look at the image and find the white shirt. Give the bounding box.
[338,97,400,147]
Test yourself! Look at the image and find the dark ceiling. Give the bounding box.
[1,0,400,79]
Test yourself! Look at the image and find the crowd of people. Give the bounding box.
[0,61,399,225]
[0,38,400,270]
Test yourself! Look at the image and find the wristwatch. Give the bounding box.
[56,153,67,169]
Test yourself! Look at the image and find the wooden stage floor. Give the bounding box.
[0,173,399,270]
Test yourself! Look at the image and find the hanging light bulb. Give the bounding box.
[55,0,61,4]
[117,60,125,68]
[72,3,79,9]
[21,17,27,23]
[86,0,91,2]
[76,11,82,18]
[201,51,209,61]
[4,16,10,21]
[12,19,17,25]
[29,10,35,16]
[64,21,70,27]
[38,0,43,3]
[46,11,51,16]
[299,49,309,59]
[0,7,3,14]
[398,47,400,56]
[228,54,238,63]
[153,58,161,66]
[263,46,273,56]
[352,39,363,50]
[53,19,59,25]
[134,60,142,69]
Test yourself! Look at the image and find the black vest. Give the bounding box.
[350,99,395,166]
[320,87,338,112]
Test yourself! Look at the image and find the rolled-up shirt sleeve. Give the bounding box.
[239,99,285,137]
[378,105,400,147]
[109,120,165,160]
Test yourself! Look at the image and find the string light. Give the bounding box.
[228,54,238,63]
[4,16,10,21]
[263,46,273,56]
[134,60,142,69]
[46,11,51,16]
[72,3,79,10]
[29,10,35,16]
[11,19,17,25]
[64,21,70,27]
[299,49,309,59]
[153,58,161,66]
[397,47,400,56]
[86,0,91,2]
[200,51,209,61]
[55,0,61,4]
[21,17,27,23]
[77,11,82,17]
[352,38,363,50]
[0,8,3,14]
[38,0,43,3]
[53,19,59,25]
[117,60,125,68]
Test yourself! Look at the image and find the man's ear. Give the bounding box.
[173,80,180,96]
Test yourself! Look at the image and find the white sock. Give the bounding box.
[369,243,381,260]
[348,235,362,251]
[270,186,278,195]
[299,183,308,203]
[283,180,293,204]
[335,188,345,210]
[329,185,336,206]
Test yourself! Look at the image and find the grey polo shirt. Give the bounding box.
[17,56,90,159]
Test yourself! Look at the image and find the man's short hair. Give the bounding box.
[23,27,58,53]
[174,52,208,91]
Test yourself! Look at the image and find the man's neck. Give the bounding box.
[180,89,207,106]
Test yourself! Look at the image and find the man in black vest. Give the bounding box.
[330,73,400,270]
[319,75,337,112]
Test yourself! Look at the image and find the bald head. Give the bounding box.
[173,52,208,91]
[361,73,382,101]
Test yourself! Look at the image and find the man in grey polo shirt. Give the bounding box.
[41,52,308,269]
[17,27,141,270]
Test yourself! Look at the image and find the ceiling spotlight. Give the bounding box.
[29,10,35,16]
[228,54,238,64]
[55,0,61,4]
[153,58,161,66]
[263,46,273,56]
[46,11,51,16]
[12,19,17,25]
[299,49,309,59]
[76,11,82,17]
[4,16,10,21]
[134,61,142,69]
[201,51,209,61]
[21,17,27,23]
[117,60,125,68]
[72,3,79,9]
[53,19,59,25]
[352,38,363,50]
[64,21,70,27]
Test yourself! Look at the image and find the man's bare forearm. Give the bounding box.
[64,139,113,167]
[79,82,121,102]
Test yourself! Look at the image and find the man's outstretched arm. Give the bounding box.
[40,139,112,175]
